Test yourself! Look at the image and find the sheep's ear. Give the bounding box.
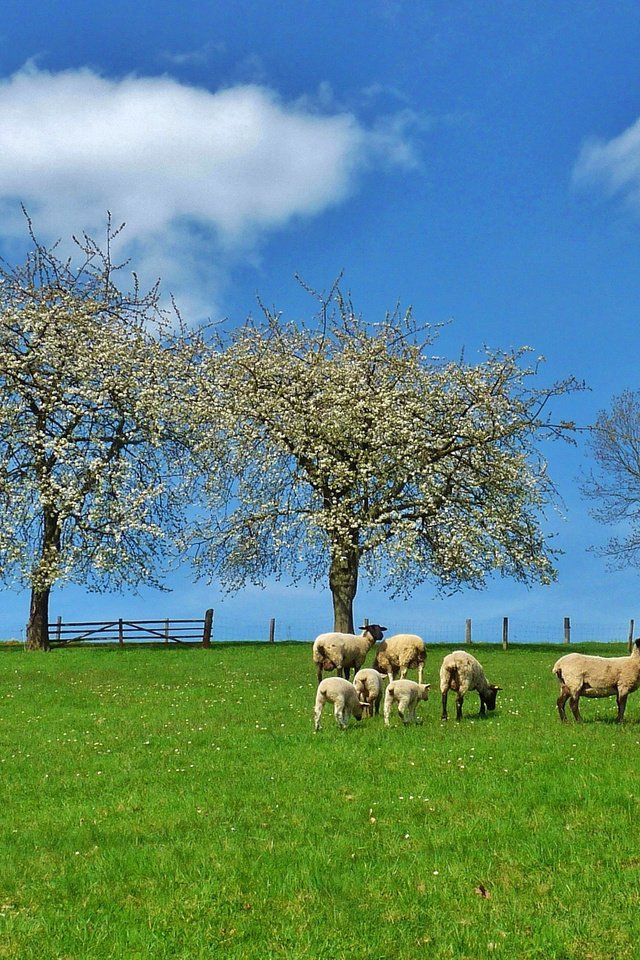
[425,683,431,689]
[493,685,503,691]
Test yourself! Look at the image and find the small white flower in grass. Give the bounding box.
[433,870,439,875]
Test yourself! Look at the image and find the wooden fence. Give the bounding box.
[49,609,214,647]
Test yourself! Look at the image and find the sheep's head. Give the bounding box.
[483,685,502,711]
[418,683,431,701]
[359,623,387,645]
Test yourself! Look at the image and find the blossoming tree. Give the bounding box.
[189,284,581,632]
[0,222,193,650]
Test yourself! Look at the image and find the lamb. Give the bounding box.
[312,623,387,684]
[439,650,501,721]
[313,676,368,731]
[353,668,385,716]
[372,633,426,684]
[552,639,640,723]
[383,679,431,727]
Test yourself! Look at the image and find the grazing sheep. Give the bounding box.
[372,633,426,684]
[353,668,385,716]
[383,679,431,727]
[314,677,368,732]
[552,639,640,723]
[312,624,387,684]
[439,650,501,721]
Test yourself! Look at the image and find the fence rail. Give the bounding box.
[49,609,214,647]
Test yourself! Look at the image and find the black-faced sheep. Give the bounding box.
[552,639,640,723]
[383,679,430,727]
[439,650,501,721]
[372,633,426,684]
[312,624,387,684]
[313,677,368,731]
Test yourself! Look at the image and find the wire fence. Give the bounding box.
[1,611,636,647]
[204,615,637,646]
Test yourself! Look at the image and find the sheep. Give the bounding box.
[439,650,501,721]
[372,633,426,684]
[383,679,431,727]
[313,677,369,731]
[353,668,385,716]
[312,623,387,684]
[552,639,640,723]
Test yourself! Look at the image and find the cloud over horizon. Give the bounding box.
[573,117,640,212]
[0,64,421,319]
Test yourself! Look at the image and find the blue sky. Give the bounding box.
[2,0,640,643]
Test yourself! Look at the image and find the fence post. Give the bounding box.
[202,609,214,648]
[465,618,472,645]
[268,618,276,643]
[628,619,635,653]
[563,617,571,645]
[502,617,509,651]
[118,618,124,646]
[55,616,62,644]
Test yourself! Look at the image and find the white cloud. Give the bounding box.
[0,64,421,319]
[573,117,640,210]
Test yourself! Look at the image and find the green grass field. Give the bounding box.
[0,640,638,959]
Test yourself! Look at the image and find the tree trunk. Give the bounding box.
[26,585,51,651]
[329,546,359,633]
[26,509,59,651]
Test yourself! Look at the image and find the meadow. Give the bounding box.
[0,640,638,960]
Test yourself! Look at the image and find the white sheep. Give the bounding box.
[552,639,640,723]
[372,633,426,684]
[353,668,385,716]
[313,677,368,731]
[439,650,501,721]
[383,678,431,727]
[312,623,387,684]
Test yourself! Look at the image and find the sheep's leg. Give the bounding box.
[383,699,392,727]
[441,691,449,720]
[455,694,464,721]
[334,700,348,730]
[313,695,325,732]
[556,687,570,721]
[400,666,408,679]
[316,663,323,686]
[417,663,423,685]
[568,696,582,722]
[479,695,487,717]
[616,691,628,723]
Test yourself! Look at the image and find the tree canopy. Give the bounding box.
[0,221,193,649]
[582,389,640,567]
[187,284,581,632]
